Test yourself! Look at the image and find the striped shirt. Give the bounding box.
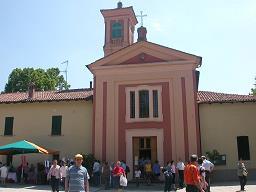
[67,165,88,192]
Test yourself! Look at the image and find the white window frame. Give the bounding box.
[125,85,163,122]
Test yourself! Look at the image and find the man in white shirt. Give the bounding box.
[0,164,8,186]
[202,156,214,192]
[47,160,61,192]
[176,158,185,189]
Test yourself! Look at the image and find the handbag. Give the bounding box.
[120,175,128,187]
[243,170,248,177]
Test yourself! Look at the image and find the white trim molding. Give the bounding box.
[125,85,163,122]
[125,128,164,181]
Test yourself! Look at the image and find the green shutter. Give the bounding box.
[4,117,14,136]
[112,22,122,38]
[51,116,62,135]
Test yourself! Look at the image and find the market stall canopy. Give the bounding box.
[0,140,49,155]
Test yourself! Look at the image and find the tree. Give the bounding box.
[251,77,256,95]
[4,68,70,93]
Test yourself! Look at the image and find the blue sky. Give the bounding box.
[0,0,255,94]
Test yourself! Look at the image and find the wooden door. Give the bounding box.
[151,136,157,163]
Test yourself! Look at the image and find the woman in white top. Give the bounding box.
[198,158,208,191]
[0,164,8,185]
[60,161,68,189]
[176,158,185,189]
[134,166,141,187]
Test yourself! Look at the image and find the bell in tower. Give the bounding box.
[101,3,138,56]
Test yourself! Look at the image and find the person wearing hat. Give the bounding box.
[65,154,89,192]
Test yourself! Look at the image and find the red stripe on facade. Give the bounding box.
[102,82,107,161]
[181,77,189,161]
[162,82,172,163]
[192,71,202,155]
[92,77,96,154]
[118,85,126,161]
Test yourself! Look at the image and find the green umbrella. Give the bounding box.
[0,140,49,155]
[0,140,49,183]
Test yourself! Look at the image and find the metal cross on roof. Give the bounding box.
[136,11,147,27]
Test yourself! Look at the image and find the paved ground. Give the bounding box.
[0,185,100,192]
[0,182,256,191]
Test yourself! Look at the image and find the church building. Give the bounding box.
[0,2,255,181]
[87,2,201,174]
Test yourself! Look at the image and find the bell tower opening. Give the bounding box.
[101,3,138,56]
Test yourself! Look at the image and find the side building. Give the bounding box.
[0,86,93,165]
[198,91,256,181]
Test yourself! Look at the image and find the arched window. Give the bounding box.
[112,22,122,38]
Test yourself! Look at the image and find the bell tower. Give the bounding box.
[101,2,138,56]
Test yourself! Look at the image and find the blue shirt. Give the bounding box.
[153,163,160,174]
[121,162,126,170]
[67,165,88,192]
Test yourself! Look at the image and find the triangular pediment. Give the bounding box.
[88,41,201,71]
[117,53,167,65]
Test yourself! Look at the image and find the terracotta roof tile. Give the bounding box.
[197,91,256,104]
[1,89,255,105]
[0,89,93,104]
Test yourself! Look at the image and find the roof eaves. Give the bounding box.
[0,96,93,105]
[198,100,256,104]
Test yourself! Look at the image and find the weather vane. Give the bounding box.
[136,11,147,27]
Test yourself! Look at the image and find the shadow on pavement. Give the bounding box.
[0,184,50,190]
[0,184,100,192]
[212,181,256,187]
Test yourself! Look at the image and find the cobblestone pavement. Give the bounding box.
[0,182,256,192]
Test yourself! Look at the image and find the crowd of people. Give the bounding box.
[0,162,37,185]
[0,154,249,192]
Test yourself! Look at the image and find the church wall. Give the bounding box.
[93,63,199,170]
[0,101,93,166]
[185,71,200,155]
[199,102,256,181]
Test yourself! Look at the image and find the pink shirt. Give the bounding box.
[171,164,176,173]
[48,165,61,179]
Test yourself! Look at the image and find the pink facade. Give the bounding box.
[87,3,202,179]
